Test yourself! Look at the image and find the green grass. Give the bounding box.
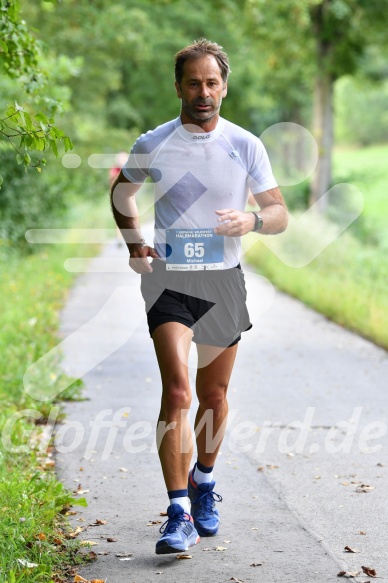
[0,195,112,582]
[334,143,388,228]
[246,142,388,350]
[0,472,87,583]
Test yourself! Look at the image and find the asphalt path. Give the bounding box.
[56,233,388,583]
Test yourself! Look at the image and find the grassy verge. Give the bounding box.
[245,230,388,349]
[245,142,388,349]
[0,196,113,583]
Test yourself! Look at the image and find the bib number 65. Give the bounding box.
[184,242,205,258]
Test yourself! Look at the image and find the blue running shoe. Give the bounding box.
[188,470,222,536]
[155,503,200,555]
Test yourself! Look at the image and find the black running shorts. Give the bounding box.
[140,259,252,347]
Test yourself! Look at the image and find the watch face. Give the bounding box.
[255,214,263,231]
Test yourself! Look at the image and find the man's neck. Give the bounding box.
[180,112,220,133]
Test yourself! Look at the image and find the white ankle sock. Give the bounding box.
[193,464,214,484]
[169,496,191,515]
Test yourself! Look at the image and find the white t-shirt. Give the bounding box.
[123,116,277,269]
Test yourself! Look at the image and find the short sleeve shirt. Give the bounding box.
[123,116,277,269]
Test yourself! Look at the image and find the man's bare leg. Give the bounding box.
[195,344,238,466]
[188,343,238,536]
[152,322,194,491]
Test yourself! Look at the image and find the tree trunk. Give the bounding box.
[309,0,335,212]
[309,69,334,211]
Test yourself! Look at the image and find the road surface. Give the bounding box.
[56,235,388,583]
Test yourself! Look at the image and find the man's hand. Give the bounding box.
[128,243,159,274]
[214,209,255,237]
[215,189,288,236]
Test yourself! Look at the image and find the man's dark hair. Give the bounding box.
[174,38,230,85]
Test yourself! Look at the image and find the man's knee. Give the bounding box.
[197,385,228,414]
[161,381,192,414]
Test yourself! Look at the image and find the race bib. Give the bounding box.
[166,228,224,271]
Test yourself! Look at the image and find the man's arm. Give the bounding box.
[110,170,158,273]
[214,186,288,237]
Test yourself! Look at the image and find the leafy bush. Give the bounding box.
[0,145,109,252]
[0,149,69,250]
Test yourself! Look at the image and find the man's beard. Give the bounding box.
[181,97,222,122]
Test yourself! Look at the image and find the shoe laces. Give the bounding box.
[159,510,191,534]
[195,488,222,511]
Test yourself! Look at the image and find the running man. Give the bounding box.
[110,38,288,554]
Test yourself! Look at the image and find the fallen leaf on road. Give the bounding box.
[223,540,231,543]
[344,546,360,553]
[147,520,162,526]
[106,538,117,542]
[376,462,385,467]
[85,551,98,561]
[156,572,163,575]
[361,566,377,577]
[358,531,366,535]
[341,482,350,486]
[257,466,265,471]
[251,527,258,530]
[228,578,244,583]
[76,489,90,495]
[119,468,128,472]
[89,520,107,526]
[250,562,263,566]
[160,511,168,516]
[74,576,89,582]
[115,553,133,558]
[337,571,360,577]
[80,541,98,547]
[355,484,374,493]
[44,459,56,468]
[68,527,84,538]
[215,546,227,551]
[266,465,279,470]
[176,554,192,559]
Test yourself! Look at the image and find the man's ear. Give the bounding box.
[222,82,228,98]
[175,81,182,99]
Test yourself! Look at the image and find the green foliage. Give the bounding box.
[0,468,87,582]
[0,0,73,180]
[335,76,388,146]
[333,143,388,239]
[0,101,72,166]
[246,224,388,350]
[0,148,68,249]
[23,0,299,135]
[247,140,388,349]
[0,200,112,580]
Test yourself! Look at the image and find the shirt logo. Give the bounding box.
[193,134,210,140]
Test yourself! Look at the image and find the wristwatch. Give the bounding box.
[251,212,263,232]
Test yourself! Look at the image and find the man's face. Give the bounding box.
[175,55,227,125]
